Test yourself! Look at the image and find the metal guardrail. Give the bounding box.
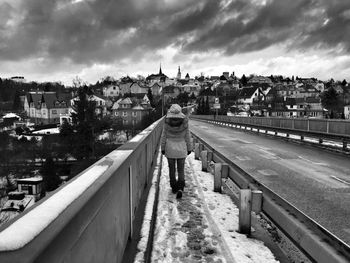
[191,131,350,263]
[191,115,350,151]
[0,118,164,263]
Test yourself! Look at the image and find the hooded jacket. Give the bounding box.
[161,115,192,159]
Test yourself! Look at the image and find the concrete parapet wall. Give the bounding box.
[0,118,164,263]
[192,115,350,140]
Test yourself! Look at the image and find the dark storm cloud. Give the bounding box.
[1,0,350,65]
[297,1,350,52]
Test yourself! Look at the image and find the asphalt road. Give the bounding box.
[190,119,350,246]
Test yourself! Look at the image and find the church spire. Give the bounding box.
[159,63,163,75]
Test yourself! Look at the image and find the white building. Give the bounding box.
[103,85,120,98]
[344,105,350,119]
[24,92,70,124]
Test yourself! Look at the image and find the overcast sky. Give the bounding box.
[1,0,350,85]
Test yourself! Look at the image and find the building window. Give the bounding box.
[132,112,137,117]
[52,110,57,114]
[115,112,119,116]
[123,111,127,117]
[123,119,128,125]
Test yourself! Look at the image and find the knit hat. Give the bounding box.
[166,104,185,119]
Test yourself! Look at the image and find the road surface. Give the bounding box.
[190,119,350,246]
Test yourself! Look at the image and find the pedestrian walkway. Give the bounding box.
[138,153,280,263]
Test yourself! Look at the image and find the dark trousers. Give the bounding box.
[167,158,185,191]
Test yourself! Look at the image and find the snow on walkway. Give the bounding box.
[150,153,279,263]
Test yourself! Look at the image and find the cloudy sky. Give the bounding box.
[1,0,350,85]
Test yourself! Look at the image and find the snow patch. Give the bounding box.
[134,151,162,262]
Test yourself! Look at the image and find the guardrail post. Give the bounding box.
[239,189,251,235]
[300,135,304,141]
[319,138,323,144]
[207,151,213,163]
[213,163,222,193]
[221,163,229,179]
[194,143,200,160]
[251,190,262,214]
[201,150,208,171]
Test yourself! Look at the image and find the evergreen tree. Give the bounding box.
[13,89,22,111]
[342,79,347,86]
[241,74,247,86]
[71,86,97,159]
[147,88,154,107]
[320,87,342,118]
[41,156,61,192]
[205,96,210,114]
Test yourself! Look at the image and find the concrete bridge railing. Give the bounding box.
[192,115,350,138]
[192,115,350,150]
[0,118,164,263]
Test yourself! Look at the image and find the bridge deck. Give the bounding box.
[134,153,281,263]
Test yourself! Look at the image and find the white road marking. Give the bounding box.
[260,155,280,160]
[236,156,251,161]
[258,148,276,156]
[257,169,278,176]
[298,156,327,166]
[231,138,252,144]
[331,176,350,186]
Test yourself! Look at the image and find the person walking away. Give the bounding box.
[161,104,192,199]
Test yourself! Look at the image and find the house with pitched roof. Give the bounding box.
[146,65,168,86]
[150,82,162,96]
[248,76,273,85]
[103,85,120,98]
[24,92,71,124]
[237,87,261,105]
[162,85,181,102]
[111,97,152,128]
[70,94,109,117]
[130,82,149,95]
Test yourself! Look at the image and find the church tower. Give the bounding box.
[177,66,181,80]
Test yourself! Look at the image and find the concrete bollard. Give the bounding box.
[201,150,208,171]
[213,163,222,193]
[251,190,263,214]
[239,189,252,235]
[194,143,200,160]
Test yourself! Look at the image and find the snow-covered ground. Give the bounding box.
[32,127,60,134]
[135,153,279,263]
